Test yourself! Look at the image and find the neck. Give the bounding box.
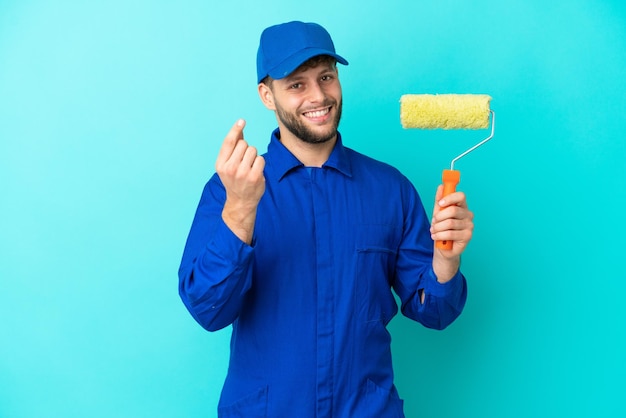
[278,129,337,168]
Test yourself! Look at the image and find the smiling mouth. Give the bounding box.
[303,107,331,118]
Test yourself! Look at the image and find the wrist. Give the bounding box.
[222,199,258,245]
[432,253,460,283]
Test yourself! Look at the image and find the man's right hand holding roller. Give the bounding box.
[216,119,266,245]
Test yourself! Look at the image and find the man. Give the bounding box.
[179,21,473,417]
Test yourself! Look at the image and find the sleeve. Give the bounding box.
[392,178,468,330]
[178,174,255,332]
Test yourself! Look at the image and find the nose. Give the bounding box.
[306,81,326,104]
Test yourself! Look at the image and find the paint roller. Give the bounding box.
[400,94,495,250]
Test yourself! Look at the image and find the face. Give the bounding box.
[260,59,342,145]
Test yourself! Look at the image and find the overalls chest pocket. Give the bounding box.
[354,223,401,324]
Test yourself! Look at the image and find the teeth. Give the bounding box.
[304,108,330,118]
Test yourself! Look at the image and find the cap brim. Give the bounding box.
[266,48,349,81]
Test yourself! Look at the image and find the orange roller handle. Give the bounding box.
[436,169,461,250]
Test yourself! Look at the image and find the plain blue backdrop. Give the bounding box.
[1,1,625,417]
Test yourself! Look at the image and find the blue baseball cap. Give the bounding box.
[256,21,349,84]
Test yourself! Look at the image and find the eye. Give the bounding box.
[289,82,302,89]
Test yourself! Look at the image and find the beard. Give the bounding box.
[275,99,342,145]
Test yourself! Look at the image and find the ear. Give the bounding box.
[258,82,276,111]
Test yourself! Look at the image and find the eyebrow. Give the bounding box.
[284,65,336,83]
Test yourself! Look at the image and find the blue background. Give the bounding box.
[1,1,625,417]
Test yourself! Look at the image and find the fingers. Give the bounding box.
[431,198,473,232]
[216,119,246,167]
[241,143,259,167]
[431,188,474,251]
[240,146,266,182]
[251,151,266,173]
[436,190,468,211]
[215,120,266,205]
[216,119,262,173]
[430,215,474,240]
[221,142,262,179]
[430,217,474,253]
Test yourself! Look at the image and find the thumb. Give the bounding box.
[432,184,444,216]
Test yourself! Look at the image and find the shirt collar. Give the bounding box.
[266,128,353,182]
